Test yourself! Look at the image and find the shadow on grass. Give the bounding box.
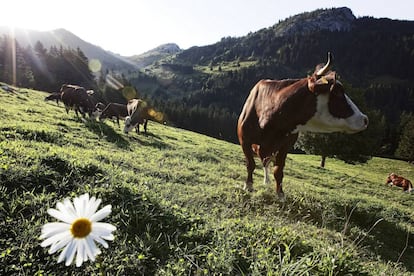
[277,195,414,272]
[84,121,130,149]
[102,185,212,275]
[125,131,172,150]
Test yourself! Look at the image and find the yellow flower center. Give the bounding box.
[70,218,92,238]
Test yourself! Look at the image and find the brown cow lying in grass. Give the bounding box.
[386,173,413,192]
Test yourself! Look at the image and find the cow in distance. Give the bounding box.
[386,173,413,192]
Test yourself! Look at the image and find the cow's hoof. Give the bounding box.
[277,192,285,202]
[243,183,254,192]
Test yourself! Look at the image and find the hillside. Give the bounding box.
[128,7,414,153]
[128,43,182,68]
[0,27,137,72]
[1,84,413,274]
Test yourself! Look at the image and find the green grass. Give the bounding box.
[0,85,413,275]
[195,60,258,74]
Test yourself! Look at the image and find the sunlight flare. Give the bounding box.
[122,86,137,100]
[106,74,124,90]
[88,59,102,72]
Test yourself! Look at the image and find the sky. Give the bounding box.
[2,0,414,56]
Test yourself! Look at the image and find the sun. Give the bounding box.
[1,1,64,32]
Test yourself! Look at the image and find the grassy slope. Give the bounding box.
[0,85,413,275]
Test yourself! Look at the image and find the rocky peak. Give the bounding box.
[148,43,181,55]
[273,7,356,37]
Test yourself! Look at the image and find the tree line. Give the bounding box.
[133,16,414,163]
[1,31,413,163]
[0,35,97,92]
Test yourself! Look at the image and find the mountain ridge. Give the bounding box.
[272,7,356,37]
[0,26,138,72]
[128,43,181,68]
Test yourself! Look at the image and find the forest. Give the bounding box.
[0,10,413,162]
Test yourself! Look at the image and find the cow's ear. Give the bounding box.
[308,72,337,94]
[308,76,330,94]
[325,72,338,92]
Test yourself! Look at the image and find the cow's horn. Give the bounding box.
[316,52,333,76]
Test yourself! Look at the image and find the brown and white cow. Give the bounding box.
[99,103,128,127]
[124,99,149,134]
[60,84,99,119]
[237,53,368,200]
[386,173,413,192]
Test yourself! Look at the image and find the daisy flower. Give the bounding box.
[40,193,116,267]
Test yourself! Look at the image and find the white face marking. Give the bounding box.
[91,110,100,120]
[123,116,133,133]
[293,93,368,134]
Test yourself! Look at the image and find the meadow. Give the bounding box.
[0,84,413,275]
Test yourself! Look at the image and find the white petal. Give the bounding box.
[65,239,78,266]
[90,234,109,248]
[92,222,116,234]
[85,197,101,219]
[47,208,74,224]
[56,201,77,221]
[61,199,77,218]
[74,194,88,217]
[76,239,85,267]
[90,205,112,222]
[83,237,96,262]
[95,248,102,256]
[40,222,70,239]
[81,194,90,216]
[48,233,72,254]
[86,235,99,256]
[57,239,71,263]
[57,239,75,266]
[41,231,70,248]
[101,234,115,241]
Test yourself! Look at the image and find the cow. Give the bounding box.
[60,84,99,119]
[386,173,413,192]
[237,53,369,200]
[99,103,128,127]
[44,92,61,105]
[124,99,149,134]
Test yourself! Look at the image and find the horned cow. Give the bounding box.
[237,53,368,200]
[124,99,149,134]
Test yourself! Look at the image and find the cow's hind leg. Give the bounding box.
[241,142,255,192]
[143,119,148,134]
[273,152,287,201]
[273,134,298,201]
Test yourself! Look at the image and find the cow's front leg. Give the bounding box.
[262,157,272,185]
[272,145,286,201]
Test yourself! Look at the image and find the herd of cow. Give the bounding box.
[43,53,412,199]
[45,84,149,134]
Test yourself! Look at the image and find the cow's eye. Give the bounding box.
[328,88,354,118]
